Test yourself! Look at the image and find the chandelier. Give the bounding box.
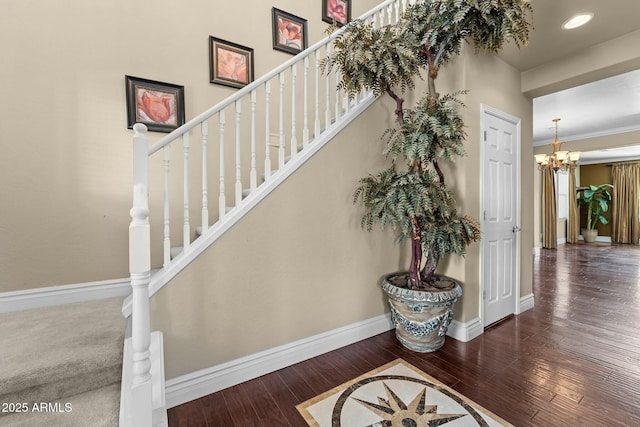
[534,118,580,172]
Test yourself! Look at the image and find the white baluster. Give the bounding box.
[235,100,242,205]
[325,44,331,131]
[219,111,226,219]
[278,72,285,167]
[314,50,321,138]
[290,64,298,160]
[265,81,272,179]
[250,90,257,191]
[334,63,341,119]
[201,122,209,232]
[387,4,393,25]
[182,133,190,250]
[129,123,152,426]
[303,56,310,147]
[163,145,170,267]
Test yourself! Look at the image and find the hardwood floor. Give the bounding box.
[168,242,640,426]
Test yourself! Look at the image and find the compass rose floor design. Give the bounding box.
[297,359,513,427]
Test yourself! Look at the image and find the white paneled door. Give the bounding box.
[482,106,520,327]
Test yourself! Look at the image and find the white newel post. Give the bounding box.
[129,123,153,426]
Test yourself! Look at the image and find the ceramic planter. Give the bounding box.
[582,228,598,243]
[381,272,461,353]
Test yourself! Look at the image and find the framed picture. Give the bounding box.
[125,76,185,133]
[272,8,308,55]
[209,36,254,89]
[322,0,351,27]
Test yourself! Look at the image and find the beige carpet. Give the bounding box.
[297,359,512,427]
[0,298,125,426]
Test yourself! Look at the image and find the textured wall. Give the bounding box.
[0,0,381,291]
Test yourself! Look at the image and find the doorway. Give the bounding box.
[481,105,521,327]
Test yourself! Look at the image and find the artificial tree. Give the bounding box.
[327,0,532,291]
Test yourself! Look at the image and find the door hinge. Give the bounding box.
[483,290,486,300]
[484,131,487,141]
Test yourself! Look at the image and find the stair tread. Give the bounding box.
[1,382,120,427]
[0,298,125,401]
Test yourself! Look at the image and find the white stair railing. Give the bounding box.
[123,0,412,425]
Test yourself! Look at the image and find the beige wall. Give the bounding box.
[0,0,381,292]
[2,0,537,379]
[152,44,534,379]
[152,99,406,378]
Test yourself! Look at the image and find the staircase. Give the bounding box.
[0,298,125,427]
[119,0,413,425]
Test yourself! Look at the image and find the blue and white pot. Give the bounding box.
[381,272,462,352]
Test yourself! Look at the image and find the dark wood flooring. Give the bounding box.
[168,242,640,426]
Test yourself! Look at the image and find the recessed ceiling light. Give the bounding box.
[562,12,594,30]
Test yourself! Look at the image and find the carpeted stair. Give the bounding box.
[0,297,126,427]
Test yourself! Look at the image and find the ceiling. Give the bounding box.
[495,0,640,163]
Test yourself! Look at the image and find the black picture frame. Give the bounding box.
[209,36,255,89]
[272,8,308,55]
[322,0,351,27]
[125,76,185,133]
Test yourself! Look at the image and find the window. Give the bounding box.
[556,171,569,220]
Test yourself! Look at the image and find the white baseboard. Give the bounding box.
[164,310,490,408]
[518,293,535,313]
[447,317,483,342]
[165,313,394,408]
[578,235,612,243]
[0,278,131,313]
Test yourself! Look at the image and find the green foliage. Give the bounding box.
[577,184,613,230]
[384,93,467,170]
[324,20,425,98]
[332,0,532,289]
[419,213,481,259]
[354,167,452,238]
[410,0,532,65]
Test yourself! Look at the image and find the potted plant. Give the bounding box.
[578,184,613,243]
[326,0,532,352]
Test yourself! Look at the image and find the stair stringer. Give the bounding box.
[121,92,375,318]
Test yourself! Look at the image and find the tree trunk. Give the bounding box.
[409,228,422,289]
[420,248,439,284]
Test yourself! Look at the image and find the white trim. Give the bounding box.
[164,311,486,408]
[165,313,394,408]
[557,237,567,245]
[447,317,483,342]
[518,293,535,314]
[0,278,131,313]
[578,235,612,243]
[533,123,640,147]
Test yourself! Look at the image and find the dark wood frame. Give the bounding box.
[125,75,185,133]
[209,36,254,89]
[272,8,308,55]
[322,0,351,27]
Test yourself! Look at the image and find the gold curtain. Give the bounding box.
[611,163,640,244]
[542,167,557,248]
[567,165,579,243]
